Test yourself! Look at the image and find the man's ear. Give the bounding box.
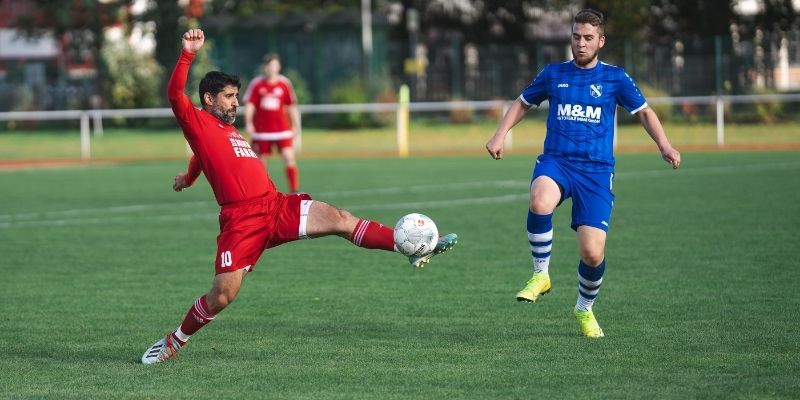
[202,92,213,107]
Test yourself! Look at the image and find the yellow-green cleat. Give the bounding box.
[573,308,604,338]
[515,272,551,302]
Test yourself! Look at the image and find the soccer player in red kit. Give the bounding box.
[244,54,301,192]
[141,29,458,364]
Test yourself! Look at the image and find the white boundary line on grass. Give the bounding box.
[1,161,798,230]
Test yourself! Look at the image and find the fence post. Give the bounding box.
[501,102,512,152]
[80,112,91,160]
[396,84,409,158]
[716,96,724,146]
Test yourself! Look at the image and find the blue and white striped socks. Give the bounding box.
[527,211,553,274]
[576,259,605,311]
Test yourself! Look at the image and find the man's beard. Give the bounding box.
[572,48,599,67]
[210,103,237,125]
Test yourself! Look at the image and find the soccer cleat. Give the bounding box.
[574,308,604,338]
[409,233,458,268]
[515,272,551,302]
[141,333,183,364]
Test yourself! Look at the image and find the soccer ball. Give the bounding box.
[394,213,439,257]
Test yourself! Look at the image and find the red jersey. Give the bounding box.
[244,75,296,138]
[168,50,277,206]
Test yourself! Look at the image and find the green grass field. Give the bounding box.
[1,118,799,161]
[1,151,799,398]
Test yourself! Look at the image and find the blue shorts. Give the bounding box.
[531,155,615,232]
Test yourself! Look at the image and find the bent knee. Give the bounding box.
[579,250,605,267]
[529,199,555,214]
[207,291,237,313]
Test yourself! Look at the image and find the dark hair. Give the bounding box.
[574,9,604,36]
[198,71,241,106]
[262,53,281,65]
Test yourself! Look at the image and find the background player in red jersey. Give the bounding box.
[141,29,458,364]
[244,54,301,192]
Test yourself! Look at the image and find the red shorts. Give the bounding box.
[252,138,293,155]
[215,192,313,274]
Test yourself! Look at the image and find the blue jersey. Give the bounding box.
[520,60,647,173]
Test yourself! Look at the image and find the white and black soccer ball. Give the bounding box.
[394,213,439,257]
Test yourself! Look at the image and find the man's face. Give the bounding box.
[263,59,281,78]
[571,22,605,67]
[205,85,239,125]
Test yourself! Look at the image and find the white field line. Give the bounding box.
[1,161,797,230]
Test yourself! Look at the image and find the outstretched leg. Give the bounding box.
[305,200,395,250]
[304,200,456,267]
[142,269,246,364]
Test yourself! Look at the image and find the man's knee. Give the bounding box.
[206,290,236,314]
[579,248,605,267]
[529,197,556,214]
[334,208,357,232]
[529,177,561,214]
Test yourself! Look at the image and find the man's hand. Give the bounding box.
[173,172,190,192]
[245,122,256,136]
[661,146,681,169]
[182,29,205,54]
[485,135,505,160]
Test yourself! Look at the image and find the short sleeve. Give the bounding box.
[244,79,259,105]
[617,69,648,114]
[519,66,549,107]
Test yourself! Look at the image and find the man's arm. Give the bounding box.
[636,107,681,169]
[286,104,300,136]
[167,29,205,119]
[485,99,530,160]
[244,102,256,136]
[174,155,202,192]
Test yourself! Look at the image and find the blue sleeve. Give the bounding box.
[617,69,648,114]
[519,66,548,107]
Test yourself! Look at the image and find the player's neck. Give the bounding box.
[265,74,280,83]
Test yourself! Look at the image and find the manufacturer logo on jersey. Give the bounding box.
[590,84,603,98]
[558,83,569,88]
[556,103,602,123]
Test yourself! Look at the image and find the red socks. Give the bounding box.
[286,165,299,193]
[173,295,216,344]
[351,219,396,252]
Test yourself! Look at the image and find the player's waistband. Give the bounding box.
[220,191,278,208]
[251,130,293,141]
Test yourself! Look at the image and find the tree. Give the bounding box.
[14,0,133,108]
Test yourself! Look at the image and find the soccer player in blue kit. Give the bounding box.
[485,9,681,337]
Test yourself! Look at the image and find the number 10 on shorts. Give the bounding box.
[220,251,233,268]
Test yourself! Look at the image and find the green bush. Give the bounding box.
[752,88,783,124]
[328,77,372,128]
[283,69,312,104]
[101,34,164,109]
